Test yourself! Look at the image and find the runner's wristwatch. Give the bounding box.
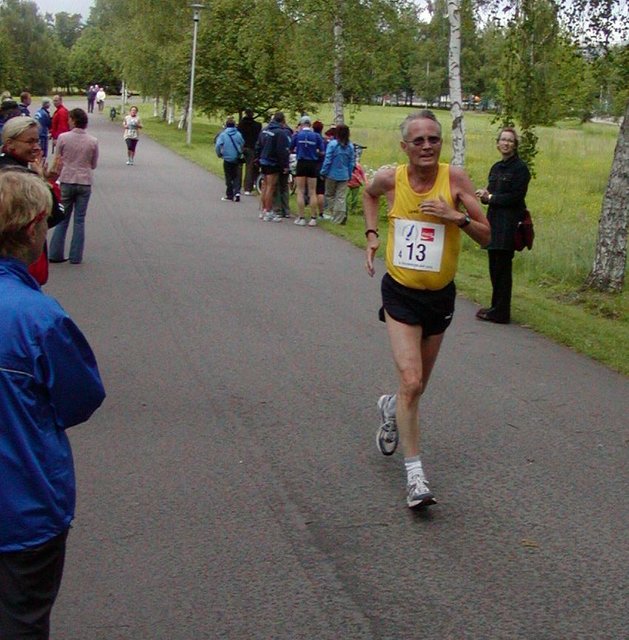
[458,214,471,228]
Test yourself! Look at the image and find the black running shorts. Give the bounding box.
[295,159,319,178]
[379,273,455,337]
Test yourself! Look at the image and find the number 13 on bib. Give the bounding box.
[393,220,445,272]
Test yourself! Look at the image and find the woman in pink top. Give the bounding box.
[48,108,98,264]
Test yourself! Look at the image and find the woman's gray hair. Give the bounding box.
[2,116,39,145]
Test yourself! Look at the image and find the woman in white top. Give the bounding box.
[95,88,106,112]
[122,106,143,165]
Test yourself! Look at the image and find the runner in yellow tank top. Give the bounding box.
[386,162,461,290]
[363,111,490,509]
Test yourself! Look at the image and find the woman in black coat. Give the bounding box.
[475,127,530,324]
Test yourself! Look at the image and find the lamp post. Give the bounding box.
[186,3,205,146]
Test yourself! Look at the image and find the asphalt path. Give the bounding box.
[47,100,628,639]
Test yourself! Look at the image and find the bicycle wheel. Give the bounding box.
[255,173,265,194]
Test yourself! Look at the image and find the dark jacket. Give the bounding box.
[0,154,65,228]
[238,115,262,149]
[255,120,291,170]
[485,155,530,250]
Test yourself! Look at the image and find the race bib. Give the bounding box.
[392,219,445,272]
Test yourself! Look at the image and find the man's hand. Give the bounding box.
[365,236,379,277]
[419,196,457,222]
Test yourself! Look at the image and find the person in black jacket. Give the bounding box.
[238,109,262,195]
[475,127,530,324]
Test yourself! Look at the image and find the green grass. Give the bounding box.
[133,102,628,375]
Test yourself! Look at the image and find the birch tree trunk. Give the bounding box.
[447,0,465,167]
[585,100,628,292]
[153,96,160,118]
[333,1,345,125]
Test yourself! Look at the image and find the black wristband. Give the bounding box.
[365,229,379,238]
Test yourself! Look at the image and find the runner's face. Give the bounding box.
[401,118,442,169]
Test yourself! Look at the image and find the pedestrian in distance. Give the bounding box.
[96,86,106,112]
[238,109,262,195]
[18,91,31,117]
[215,116,245,202]
[312,120,327,218]
[320,124,355,224]
[291,115,325,227]
[0,169,105,640]
[255,111,291,222]
[475,127,531,325]
[34,98,52,159]
[123,106,143,165]
[49,108,99,265]
[86,85,97,113]
[50,95,69,153]
[363,110,490,509]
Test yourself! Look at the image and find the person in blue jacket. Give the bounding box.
[320,124,355,224]
[0,169,105,639]
[34,98,53,159]
[291,115,325,227]
[215,116,245,203]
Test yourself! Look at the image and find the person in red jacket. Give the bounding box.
[50,95,69,152]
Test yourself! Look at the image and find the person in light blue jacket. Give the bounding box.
[320,124,355,224]
[0,170,105,639]
[215,116,245,202]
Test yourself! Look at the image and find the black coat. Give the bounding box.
[485,155,530,250]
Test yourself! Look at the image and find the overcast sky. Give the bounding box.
[35,0,94,20]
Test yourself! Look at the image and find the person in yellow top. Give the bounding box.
[363,110,490,508]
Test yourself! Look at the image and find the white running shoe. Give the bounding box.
[406,473,436,509]
[263,211,282,222]
[307,218,317,227]
[294,217,306,226]
[376,394,398,456]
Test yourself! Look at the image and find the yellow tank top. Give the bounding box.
[386,163,461,290]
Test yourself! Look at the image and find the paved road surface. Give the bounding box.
[47,101,628,639]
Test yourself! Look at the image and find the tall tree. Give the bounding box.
[0,0,58,93]
[585,100,628,292]
[447,0,465,166]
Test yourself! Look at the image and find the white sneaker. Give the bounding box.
[322,213,333,221]
[307,218,317,227]
[294,217,306,226]
[263,211,282,222]
[376,394,398,456]
[244,191,252,196]
[126,160,131,165]
[406,473,436,509]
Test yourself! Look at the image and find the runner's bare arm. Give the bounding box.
[363,168,395,277]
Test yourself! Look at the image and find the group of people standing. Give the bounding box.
[215,110,357,225]
[86,84,106,113]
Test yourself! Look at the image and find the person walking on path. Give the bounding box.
[123,106,143,165]
[363,110,490,509]
[320,124,355,224]
[0,170,105,640]
[50,95,69,153]
[215,116,245,202]
[475,127,531,324]
[238,109,261,195]
[49,108,98,265]
[291,115,325,227]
